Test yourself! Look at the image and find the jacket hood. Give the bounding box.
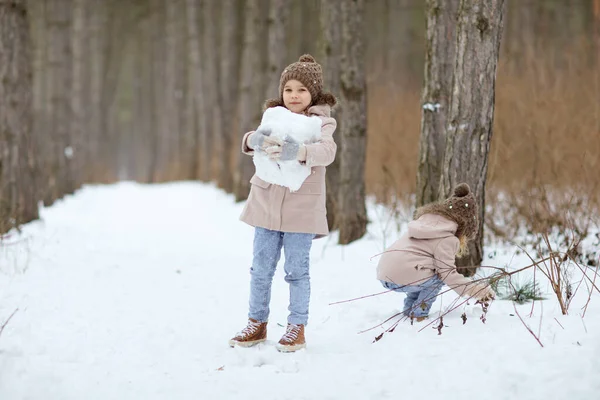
[408,213,458,239]
[308,104,331,117]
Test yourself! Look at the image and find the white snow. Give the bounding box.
[64,146,74,159]
[422,102,441,111]
[253,106,322,191]
[1,182,599,400]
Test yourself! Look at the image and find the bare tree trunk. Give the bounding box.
[594,0,600,110]
[164,0,179,179]
[505,0,535,73]
[439,0,506,275]
[175,2,189,181]
[0,0,38,233]
[416,0,459,207]
[234,0,265,201]
[100,3,136,182]
[217,0,244,192]
[200,0,222,182]
[595,0,600,53]
[388,0,425,84]
[182,8,198,181]
[149,0,168,181]
[29,0,49,208]
[185,0,204,180]
[131,23,144,181]
[87,0,108,183]
[138,8,159,183]
[165,0,183,179]
[70,0,86,190]
[320,0,342,231]
[299,0,319,54]
[338,0,367,245]
[265,0,290,98]
[287,0,302,57]
[45,0,74,198]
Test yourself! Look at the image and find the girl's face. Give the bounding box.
[283,79,312,114]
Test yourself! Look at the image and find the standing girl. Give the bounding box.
[229,55,337,352]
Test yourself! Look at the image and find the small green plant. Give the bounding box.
[502,279,545,304]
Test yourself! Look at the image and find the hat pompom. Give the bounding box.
[299,54,316,63]
[454,183,471,197]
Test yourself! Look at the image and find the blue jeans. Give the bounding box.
[248,227,314,325]
[380,275,444,318]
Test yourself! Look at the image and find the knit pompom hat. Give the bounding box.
[414,183,479,240]
[264,54,337,110]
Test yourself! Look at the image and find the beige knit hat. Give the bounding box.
[414,183,479,240]
[264,54,336,110]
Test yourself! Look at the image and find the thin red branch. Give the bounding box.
[513,303,544,348]
[0,309,19,338]
[554,317,564,330]
[582,256,599,318]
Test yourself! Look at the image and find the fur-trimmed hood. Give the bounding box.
[263,91,337,111]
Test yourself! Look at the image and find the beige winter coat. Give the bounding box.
[377,213,495,300]
[239,104,337,238]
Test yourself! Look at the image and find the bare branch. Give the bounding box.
[0,309,19,339]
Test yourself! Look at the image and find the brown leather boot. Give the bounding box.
[228,318,267,348]
[276,323,306,353]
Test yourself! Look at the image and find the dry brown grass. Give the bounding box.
[365,79,421,203]
[365,36,600,230]
[489,38,600,192]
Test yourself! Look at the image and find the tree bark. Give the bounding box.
[416,0,459,207]
[139,7,158,183]
[99,2,136,182]
[185,0,204,180]
[70,0,86,189]
[593,0,600,143]
[201,0,222,182]
[265,0,290,99]
[45,0,75,198]
[149,0,168,182]
[594,0,600,88]
[338,0,367,245]
[234,0,265,201]
[217,0,244,192]
[164,0,184,179]
[439,0,506,275]
[320,0,342,231]
[87,0,108,183]
[299,0,319,54]
[0,0,38,233]
[388,0,424,84]
[29,0,49,209]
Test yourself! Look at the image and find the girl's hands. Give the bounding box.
[247,127,272,150]
[478,286,496,302]
[265,137,307,162]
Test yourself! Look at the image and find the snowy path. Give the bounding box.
[1,182,599,399]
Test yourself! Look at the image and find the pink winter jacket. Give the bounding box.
[239,104,337,238]
[376,213,495,300]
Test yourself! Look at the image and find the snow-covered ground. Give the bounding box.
[1,182,599,400]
